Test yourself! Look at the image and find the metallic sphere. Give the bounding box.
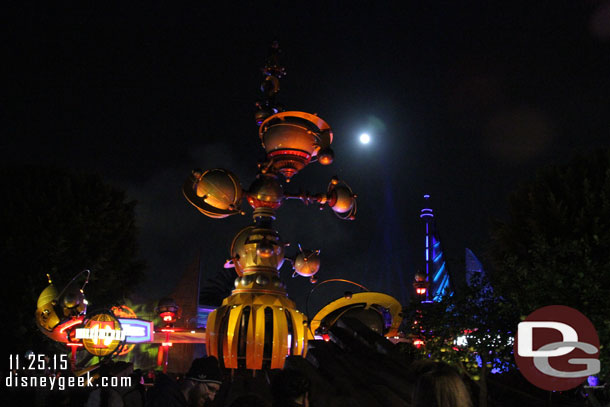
[255,107,275,126]
[230,226,285,273]
[259,111,333,181]
[330,185,354,214]
[255,275,270,286]
[195,169,242,211]
[317,147,334,165]
[184,168,243,219]
[61,289,86,316]
[246,174,284,209]
[293,250,321,277]
[256,239,275,258]
[326,179,357,220]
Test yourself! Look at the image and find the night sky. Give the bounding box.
[5,2,610,313]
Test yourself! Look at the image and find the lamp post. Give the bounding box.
[155,298,180,373]
[413,270,429,298]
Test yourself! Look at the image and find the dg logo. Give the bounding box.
[514,305,600,391]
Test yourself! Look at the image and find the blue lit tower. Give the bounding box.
[417,194,452,302]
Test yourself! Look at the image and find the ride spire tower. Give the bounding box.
[183,43,357,370]
[415,194,452,302]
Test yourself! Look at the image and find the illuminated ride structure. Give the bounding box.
[35,271,154,371]
[414,194,453,302]
[155,298,180,373]
[33,44,402,374]
[183,43,357,370]
[308,287,402,342]
[35,271,90,366]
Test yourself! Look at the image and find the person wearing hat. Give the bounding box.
[182,356,223,406]
[146,356,222,407]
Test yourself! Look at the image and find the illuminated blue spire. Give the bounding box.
[420,194,452,302]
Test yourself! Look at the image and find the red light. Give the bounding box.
[66,342,83,347]
[413,339,424,348]
[160,328,175,332]
[416,287,427,295]
[59,317,84,334]
[160,312,175,322]
[322,333,330,342]
[268,149,311,160]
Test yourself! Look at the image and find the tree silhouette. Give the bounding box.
[1,165,145,355]
[488,149,610,379]
[403,272,517,407]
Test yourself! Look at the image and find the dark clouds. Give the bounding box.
[484,106,555,163]
[5,1,610,312]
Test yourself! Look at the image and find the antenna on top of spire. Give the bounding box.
[255,40,286,126]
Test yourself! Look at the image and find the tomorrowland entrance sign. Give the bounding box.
[74,312,154,357]
[75,313,123,356]
[34,272,155,367]
[119,318,154,343]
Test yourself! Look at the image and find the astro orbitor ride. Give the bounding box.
[183,43,357,370]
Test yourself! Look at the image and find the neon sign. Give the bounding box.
[75,323,125,344]
[66,309,154,357]
[75,319,153,343]
[78,313,123,356]
[110,305,153,355]
[59,317,85,335]
[118,318,153,343]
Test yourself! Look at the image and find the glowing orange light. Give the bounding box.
[416,287,427,295]
[66,342,83,347]
[162,342,173,347]
[111,305,138,319]
[413,339,424,348]
[160,328,175,332]
[78,313,123,356]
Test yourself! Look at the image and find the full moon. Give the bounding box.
[359,133,371,144]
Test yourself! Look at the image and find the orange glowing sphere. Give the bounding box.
[82,313,123,357]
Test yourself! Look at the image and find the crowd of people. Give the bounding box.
[89,357,472,407]
[4,355,474,406]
